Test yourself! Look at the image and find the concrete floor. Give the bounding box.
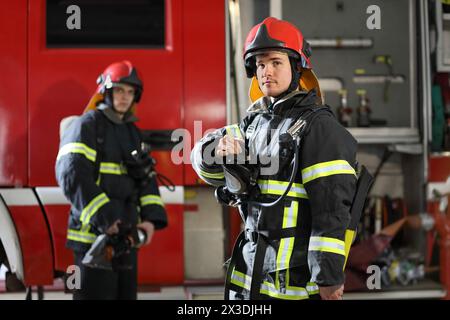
[0,285,224,300]
[1,284,446,300]
[0,269,445,300]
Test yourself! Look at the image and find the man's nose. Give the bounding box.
[262,64,273,77]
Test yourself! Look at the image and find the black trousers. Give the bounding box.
[73,249,138,300]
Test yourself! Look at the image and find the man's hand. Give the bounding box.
[216,134,244,157]
[319,284,344,300]
[137,221,155,246]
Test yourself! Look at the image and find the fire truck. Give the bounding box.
[0,0,237,296]
[2,0,450,301]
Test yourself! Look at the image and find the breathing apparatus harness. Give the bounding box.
[215,102,331,208]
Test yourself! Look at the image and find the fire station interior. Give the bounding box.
[224,0,450,300]
[0,0,450,300]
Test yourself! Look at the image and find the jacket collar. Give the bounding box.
[97,103,139,124]
[246,89,320,115]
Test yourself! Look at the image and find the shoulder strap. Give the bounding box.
[93,110,106,182]
[288,105,332,141]
[128,122,143,146]
[302,105,333,136]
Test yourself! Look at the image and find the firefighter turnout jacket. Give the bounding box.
[56,104,168,252]
[191,90,357,300]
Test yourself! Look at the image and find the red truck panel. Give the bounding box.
[43,203,183,284]
[0,0,27,186]
[138,204,184,284]
[28,0,183,186]
[183,0,227,185]
[42,205,73,271]
[1,0,226,287]
[8,204,54,285]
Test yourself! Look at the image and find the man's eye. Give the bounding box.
[257,64,264,69]
[273,61,281,66]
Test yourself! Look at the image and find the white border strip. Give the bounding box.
[35,186,184,205]
[35,187,70,205]
[0,188,38,206]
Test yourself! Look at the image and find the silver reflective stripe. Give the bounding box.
[308,236,346,256]
[276,202,298,286]
[99,162,127,175]
[258,180,308,199]
[199,169,224,180]
[276,237,294,270]
[260,282,309,300]
[80,193,110,224]
[306,282,319,293]
[230,268,251,290]
[67,229,97,244]
[302,160,356,184]
[140,194,165,207]
[282,201,298,228]
[57,142,96,162]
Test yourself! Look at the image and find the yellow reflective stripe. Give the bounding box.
[276,201,298,289]
[282,201,298,229]
[199,169,224,180]
[306,282,319,294]
[285,271,318,296]
[275,237,295,290]
[80,193,110,224]
[99,162,127,175]
[343,229,356,270]
[276,237,295,271]
[230,268,251,290]
[308,236,346,256]
[57,142,96,162]
[258,179,308,199]
[140,194,164,207]
[260,281,309,300]
[67,228,97,244]
[302,160,356,184]
[231,267,313,300]
[225,124,243,139]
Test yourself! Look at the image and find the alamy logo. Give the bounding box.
[366,265,381,290]
[366,5,381,30]
[66,265,81,290]
[66,5,81,30]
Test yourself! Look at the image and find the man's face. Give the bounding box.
[112,83,135,115]
[256,51,292,98]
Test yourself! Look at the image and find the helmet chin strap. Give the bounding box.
[104,89,114,108]
[289,57,302,92]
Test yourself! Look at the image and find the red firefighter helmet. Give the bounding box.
[244,17,312,77]
[84,60,143,113]
[243,17,322,103]
[96,60,143,102]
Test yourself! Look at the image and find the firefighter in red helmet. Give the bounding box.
[191,17,359,300]
[56,60,167,299]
